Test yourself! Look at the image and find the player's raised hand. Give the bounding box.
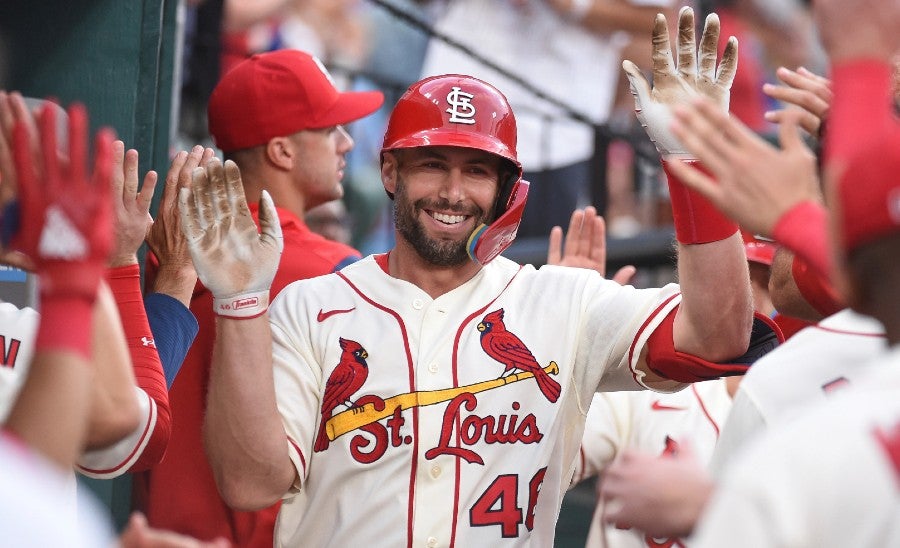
[110,140,158,267]
[622,6,737,158]
[12,101,115,303]
[665,99,820,237]
[546,206,636,284]
[763,67,832,137]
[178,158,283,318]
[0,92,38,270]
[145,147,211,305]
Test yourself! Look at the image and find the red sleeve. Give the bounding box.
[825,59,894,164]
[106,264,170,470]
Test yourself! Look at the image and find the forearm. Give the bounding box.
[4,351,93,469]
[205,315,296,510]
[825,60,893,163]
[104,265,171,466]
[581,2,670,35]
[85,282,141,449]
[151,263,198,309]
[552,0,671,35]
[674,234,753,361]
[664,159,753,360]
[144,292,199,389]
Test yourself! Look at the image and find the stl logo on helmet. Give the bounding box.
[446,86,477,125]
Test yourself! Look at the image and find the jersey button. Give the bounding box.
[428,363,438,374]
[412,298,424,310]
[426,536,438,548]
[430,465,441,479]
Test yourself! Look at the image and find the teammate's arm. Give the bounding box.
[83,281,142,449]
[179,157,294,510]
[208,314,295,509]
[2,96,117,468]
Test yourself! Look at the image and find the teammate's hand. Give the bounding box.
[178,158,283,318]
[762,67,832,138]
[11,100,115,302]
[665,99,820,237]
[622,6,737,158]
[546,206,636,284]
[0,92,37,269]
[110,140,158,267]
[120,511,231,548]
[146,147,211,304]
[600,444,713,539]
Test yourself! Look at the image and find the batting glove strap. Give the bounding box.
[214,289,270,319]
[663,160,738,245]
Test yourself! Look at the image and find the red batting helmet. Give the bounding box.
[742,231,777,266]
[381,74,527,264]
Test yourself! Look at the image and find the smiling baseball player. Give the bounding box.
[179,8,776,547]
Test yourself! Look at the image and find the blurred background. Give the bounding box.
[0,0,822,544]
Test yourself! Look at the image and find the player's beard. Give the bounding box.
[393,176,493,267]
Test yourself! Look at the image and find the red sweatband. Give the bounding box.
[106,264,171,470]
[771,200,832,279]
[36,295,94,360]
[790,255,843,317]
[826,59,894,165]
[663,160,738,244]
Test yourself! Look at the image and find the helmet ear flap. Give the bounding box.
[468,179,530,265]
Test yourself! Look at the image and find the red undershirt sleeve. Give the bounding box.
[106,264,171,470]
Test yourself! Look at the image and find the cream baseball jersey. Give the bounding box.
[0,302,39,421]
[693,350,900,548]
[0,301,158,478]
[575,379,732,548]
[269,255,686,547]
[709,309,886,477]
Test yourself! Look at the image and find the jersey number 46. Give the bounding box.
[469,467,547,538]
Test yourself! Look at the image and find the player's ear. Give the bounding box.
[381,151,400,195]
[265,136,294,171]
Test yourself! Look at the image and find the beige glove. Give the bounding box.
[178,158,283,318]
[622,6,738,159]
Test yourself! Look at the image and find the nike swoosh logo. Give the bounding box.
[317,307,356,322]
[651,400,686,412]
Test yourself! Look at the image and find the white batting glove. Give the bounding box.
[178,158,283,318]
[622,6,738,159]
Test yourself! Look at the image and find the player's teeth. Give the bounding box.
[432,212,465,224]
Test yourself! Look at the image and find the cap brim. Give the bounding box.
[315,91,384,128]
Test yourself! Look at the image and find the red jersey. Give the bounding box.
[133,204,360,546]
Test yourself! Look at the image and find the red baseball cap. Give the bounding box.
[207,49,384,152]
[834,127,900,255]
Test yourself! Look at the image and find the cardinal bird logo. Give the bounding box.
[314,337,370,452]
[477,308,561,403]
